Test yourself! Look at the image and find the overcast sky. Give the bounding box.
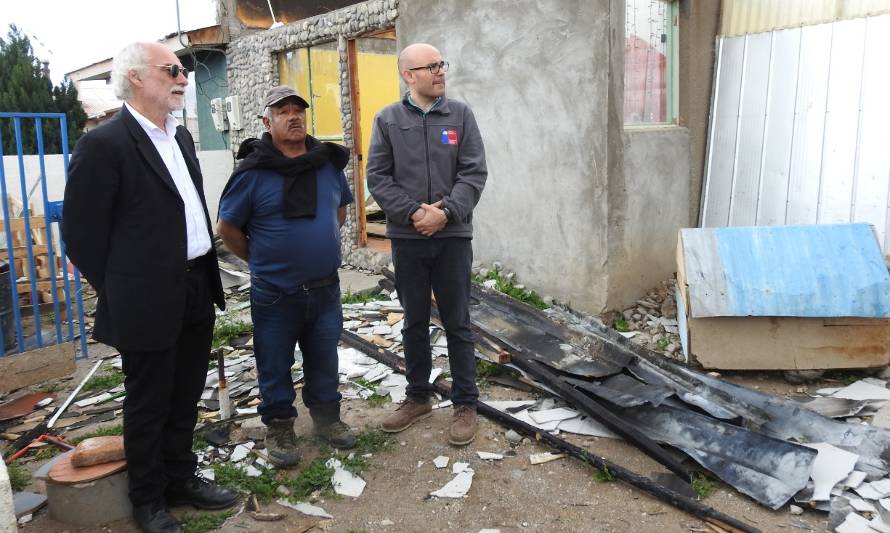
[0,0,217,85]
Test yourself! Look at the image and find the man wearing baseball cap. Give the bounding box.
[217,85,355,467]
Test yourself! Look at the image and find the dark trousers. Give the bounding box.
[391,237,477,405]
[120,261,215,506]
[250,276,343,425]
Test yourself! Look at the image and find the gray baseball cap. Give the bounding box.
[262,85,310,109]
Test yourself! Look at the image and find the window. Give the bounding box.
[624,0,678,125]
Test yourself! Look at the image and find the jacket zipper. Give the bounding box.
[422,113,431,205]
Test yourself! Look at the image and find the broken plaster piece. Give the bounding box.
[836,512,875,533]
[276,499,333,519]
[452,462,470,474]
[528,407,579,424]
[557,416,620,439]
[433,456,449,469]
[848,497,878,513]
[326,458,366,498]
[803,442,859,501]
[833,381,890,402]
[844,471,868,489]
[230,442,255,462]
[477,451,503,461]
[429,368,443,384]
[430,467,474,498]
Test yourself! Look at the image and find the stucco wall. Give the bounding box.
[397,0,615,313]
[191,51,231,151]
[608,127,690,309]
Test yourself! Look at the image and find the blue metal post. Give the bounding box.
[13,117,43,347]
[36,119,63,343]
[0,126,26,351]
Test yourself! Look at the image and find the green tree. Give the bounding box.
[0,24,87,155]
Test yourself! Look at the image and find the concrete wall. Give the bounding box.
[679,0,721,225]
[1,151,234,220]
[397,0,616,312]
[608,127,690,309]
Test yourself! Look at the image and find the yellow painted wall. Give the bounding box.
[721,0,890,36]
[277,47,343,140]
[356,51,400,181]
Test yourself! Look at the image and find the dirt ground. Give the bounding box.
[8,342,835,533]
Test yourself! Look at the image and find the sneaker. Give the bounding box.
[381,399,433,433]
[449,405,477,446]
[263,417,300,468]
[313,420,357,449]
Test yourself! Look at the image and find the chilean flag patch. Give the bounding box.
[441,129,458,145]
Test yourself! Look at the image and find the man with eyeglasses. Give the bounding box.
[367,43,488,446]
[63,42,237,533]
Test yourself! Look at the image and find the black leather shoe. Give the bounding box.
[132,501,182,533]
[166,476,240,510]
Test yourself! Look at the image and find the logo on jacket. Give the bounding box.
[440,129,458,145]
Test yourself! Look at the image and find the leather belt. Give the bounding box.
[301,272,339,291]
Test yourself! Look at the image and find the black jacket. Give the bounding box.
[62,106,225,351]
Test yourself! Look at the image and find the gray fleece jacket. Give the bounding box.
[366,94,487,239]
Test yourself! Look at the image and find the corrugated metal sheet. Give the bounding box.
[721,0,890,36]
[702,13,890,254]
[680,224,890,318]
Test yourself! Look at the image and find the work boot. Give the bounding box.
[263,417,300,468]
[449,404,477,446]
[313,420,357,449]
[166,475,240,510]
[380,399,433,433]
[132,501,182,533]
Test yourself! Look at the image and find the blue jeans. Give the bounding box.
[391,237,477,405]
[250,275,343,424]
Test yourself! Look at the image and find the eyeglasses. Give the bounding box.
[148,64,189,78]
[407,61,449,75]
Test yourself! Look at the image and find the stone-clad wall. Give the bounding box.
[225,0,398,268]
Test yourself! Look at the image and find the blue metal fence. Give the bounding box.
[0,112,88,359]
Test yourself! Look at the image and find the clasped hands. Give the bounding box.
[411,200,447,237]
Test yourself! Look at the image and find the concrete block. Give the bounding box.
[46,470,131,527]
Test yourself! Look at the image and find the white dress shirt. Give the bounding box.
[125,103,212,260]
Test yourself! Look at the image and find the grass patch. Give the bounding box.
[6,461,31,491]
[656,336,670,351]
[181,509,235,533]
[286,458,334,500]
[477,359,504,380]
[612,315,630,332]
[193,434,209,451]
[82,369,125,392]
[473,270,549,310]
[341,289,386,305]
[213,463,281,503]
[366,393,390,407]
[592,465,615,482]
[353,430,391,455]
[212,318,253,348]
[691,472,715,500]
[71,423,124,444]
[34,446,62,461]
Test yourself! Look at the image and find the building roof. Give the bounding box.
[77,83,121,119]
[679,223,890,318]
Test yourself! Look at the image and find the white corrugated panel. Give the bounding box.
[702,13,890,254]
[721,0,890,36]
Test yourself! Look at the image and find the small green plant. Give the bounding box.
[354,430,391,455]
[6,461,31,491]
[212,318,253,348]
[592,464,615,482]
[472,270,549,310]
[346,530,369,533]
[691,472,714,500]
[82,369,125,392]
[213,463,281,502]
[286,458,335,500]
[656,336,670,351]
[612,315,630,332]
[181,509,235,533]
[476,359,503,379]
[192,434,209,451]
[71,424,124,444]
[824,370,861,385]
[366,393,390,407]
[34,446,62,461]
[341,289,386,305]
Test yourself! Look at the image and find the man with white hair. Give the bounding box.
[63,42,237,533]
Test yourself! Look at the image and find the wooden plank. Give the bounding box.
[0,217,47,233]
[347,37,368,248]
[0,342,76,393]
[0,244,49,259]
[689,316,890,370]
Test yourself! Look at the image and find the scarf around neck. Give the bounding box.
[223,132,349,218]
